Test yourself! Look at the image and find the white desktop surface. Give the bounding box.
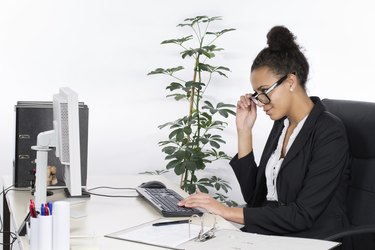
[3,174,237,250]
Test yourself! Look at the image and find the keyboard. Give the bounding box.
[136,187,203,217]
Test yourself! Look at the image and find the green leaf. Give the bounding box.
[174,162,185,175]
[185,184,196,194]
[175,150,185,161]
[165,155,175,160]
[162,146,176,155]
[201,112,212,120]
[148,66,184,76]
[207,16,222,22]
[166,82,184,91]
[210,141,220,149]
[224,109,236,116]
[165,93,188,101]
[200,137,209,144]
[139,169,169,175]
[218,110,229,118]
[206,28,236,37]
[181,48,197,59]
[161,36,193,45]
[183,126,192,135]
[209,108,217,115]
[216,103,235,108]
[178,16,209,27]
[203,100,214,109]
[185,81,205,91]
[186,161,197,171]
[166,159,180,169]
[196,184,209,193]
[169,129,180,139]
[176,130,184,141]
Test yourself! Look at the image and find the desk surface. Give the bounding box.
[3,174,238,250]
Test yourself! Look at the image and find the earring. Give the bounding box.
[289,88,294,92]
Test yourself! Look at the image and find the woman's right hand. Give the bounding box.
[236,94,257,133]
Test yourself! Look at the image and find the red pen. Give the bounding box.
[44,203,49,216]
[29,199,36,218]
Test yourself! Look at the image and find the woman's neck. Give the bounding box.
[288,93,314,126]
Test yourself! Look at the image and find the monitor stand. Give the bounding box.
[64,188,91,198]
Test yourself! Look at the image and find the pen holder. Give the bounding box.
[38,215,53,250]
[29,217,39,250]
[53,201,70,250]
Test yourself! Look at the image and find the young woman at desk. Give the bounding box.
[178,26,350,239]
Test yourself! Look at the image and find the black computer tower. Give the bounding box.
[13,101,89,188]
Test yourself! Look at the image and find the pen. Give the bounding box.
[41,204,44,216]
[29,199,36,218]
[152,219,189,227]
[48,202,53,215]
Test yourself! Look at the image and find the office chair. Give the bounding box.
[322,99,375,250]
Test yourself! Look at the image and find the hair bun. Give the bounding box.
[267,26,298,52]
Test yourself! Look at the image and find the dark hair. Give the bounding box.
[251,26,309,89]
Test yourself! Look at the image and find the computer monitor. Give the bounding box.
[32,87,88,207]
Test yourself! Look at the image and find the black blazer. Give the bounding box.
[230,97,350,238]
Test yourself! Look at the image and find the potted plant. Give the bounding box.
[148,16,237,206]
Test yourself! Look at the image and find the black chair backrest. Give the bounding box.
[322,99,375,227]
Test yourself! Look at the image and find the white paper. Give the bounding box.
[180,229,340,250]
[106,219,211,249]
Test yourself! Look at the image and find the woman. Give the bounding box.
[178,26,350,238]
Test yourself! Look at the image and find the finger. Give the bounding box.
[183,198,209,208]
[177,193,200,206]
[250,99,257,111]
[239,96,250,110]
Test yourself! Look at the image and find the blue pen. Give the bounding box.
[48,202,53,215]
[40,204,44,215]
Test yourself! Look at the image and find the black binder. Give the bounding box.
[13,101,89,188]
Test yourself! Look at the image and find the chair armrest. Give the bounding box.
[324,224,375,241]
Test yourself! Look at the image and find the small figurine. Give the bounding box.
[47,165,58,186]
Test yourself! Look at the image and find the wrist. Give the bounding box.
[238,132,252,158]
[221,207,244,224]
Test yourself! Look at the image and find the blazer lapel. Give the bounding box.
[281,97,325,168]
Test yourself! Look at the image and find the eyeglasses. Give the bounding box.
[250,74,288,106]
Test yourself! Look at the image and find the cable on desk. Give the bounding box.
[86,186,139,198]
[0,184,18,249]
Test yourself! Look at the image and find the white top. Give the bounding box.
[265,115,308,201]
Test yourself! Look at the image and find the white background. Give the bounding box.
[1,0,374,204]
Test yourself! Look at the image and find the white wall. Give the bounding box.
[1,0,374,204]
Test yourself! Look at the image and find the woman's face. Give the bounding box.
[250,67,291,120]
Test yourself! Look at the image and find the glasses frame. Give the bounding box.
[250,74,289,105]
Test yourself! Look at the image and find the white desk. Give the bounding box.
[3,175,340,250]
[2,174,237,250]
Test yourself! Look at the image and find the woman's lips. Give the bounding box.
[264,108,272,115]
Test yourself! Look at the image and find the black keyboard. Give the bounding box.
[136,187,203,217]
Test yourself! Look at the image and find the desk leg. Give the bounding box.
[3,189,10,250]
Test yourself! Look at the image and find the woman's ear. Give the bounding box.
[288,73,297,91]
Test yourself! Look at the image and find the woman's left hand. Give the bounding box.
[178,188,228,217]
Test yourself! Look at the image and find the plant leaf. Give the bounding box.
[161,35,193,45]
[166,159,180,169]
[148,66,184,76]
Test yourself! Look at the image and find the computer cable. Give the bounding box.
[86,186,139,198]
[0,184,18,249]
